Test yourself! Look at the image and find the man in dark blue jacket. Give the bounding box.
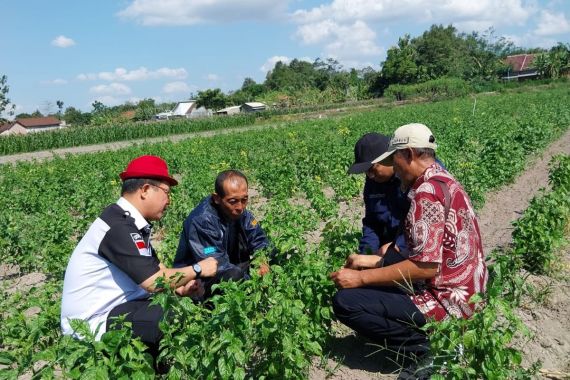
[348,133,410,264]
[174,170,270,293]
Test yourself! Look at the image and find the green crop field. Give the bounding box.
[1,85,569,379]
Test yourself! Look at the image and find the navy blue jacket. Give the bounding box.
[360,159,446,255]
[360,176,409,254]
[174,196,270,273]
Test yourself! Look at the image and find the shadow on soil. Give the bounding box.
[324,334,414,374]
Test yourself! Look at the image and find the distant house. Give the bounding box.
[155,101,199,120]
[242,102,267,113]
[215,105,242,115]
[0,116,65,136]
[188,106,212,118]
[502,54,539,80]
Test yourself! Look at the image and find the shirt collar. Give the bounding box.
[408,162,443,200]
[117,197,150,231]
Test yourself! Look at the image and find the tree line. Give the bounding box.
[1,25,568,125]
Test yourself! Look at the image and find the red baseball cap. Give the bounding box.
[119,155,178,186]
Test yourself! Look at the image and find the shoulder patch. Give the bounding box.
[203,246,217,255]
[251,218,258,227]
[130,233,150,256]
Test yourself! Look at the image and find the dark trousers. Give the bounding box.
[106,299,164,356]
[332,248,429,356]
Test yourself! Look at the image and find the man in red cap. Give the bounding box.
[61,155,217,362]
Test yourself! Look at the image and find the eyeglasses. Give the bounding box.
[148,184,171,197]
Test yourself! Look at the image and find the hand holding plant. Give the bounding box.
[344,253,381,269]
[330,268,365,289]
[175,279,205,298]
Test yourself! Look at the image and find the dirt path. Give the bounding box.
[0,100,391,166]
[310,128,570,380]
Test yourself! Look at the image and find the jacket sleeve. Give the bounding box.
[175,216,232,271]
[243,212,270,254]
[359,217,381,254]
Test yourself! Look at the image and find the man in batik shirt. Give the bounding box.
[330,123,487,378]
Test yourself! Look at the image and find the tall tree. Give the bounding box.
[0,75,16,122]
[381,35,421,85]
[413,25,469,79]
[56,100,64,115]
[195,88,228,110]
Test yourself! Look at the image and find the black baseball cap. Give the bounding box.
[348,133,391,174]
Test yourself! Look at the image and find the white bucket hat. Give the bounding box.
[372,123,437,164]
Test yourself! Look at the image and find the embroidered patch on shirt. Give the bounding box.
[203,246,217,255]
[251,219,258,227]
[130,233,150,256]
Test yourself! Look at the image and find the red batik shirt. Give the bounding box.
[405,163,488,321]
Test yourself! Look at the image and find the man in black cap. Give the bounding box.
[347,132,410,264]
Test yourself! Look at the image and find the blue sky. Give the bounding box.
[1,0,569,115]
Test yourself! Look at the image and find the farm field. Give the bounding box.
[1,85,569,379]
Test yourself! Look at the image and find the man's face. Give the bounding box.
[213,178,248,221]
[366,163,394,183]
[144,182,171,221]
[392,149,414,189]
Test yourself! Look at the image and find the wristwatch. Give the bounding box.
[192,263,202,278]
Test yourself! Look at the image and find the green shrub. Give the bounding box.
[512,155,570,274]
[385,78,471,101]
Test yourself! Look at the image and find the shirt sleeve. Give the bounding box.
[406,184,445,264]
[98,224,160,284]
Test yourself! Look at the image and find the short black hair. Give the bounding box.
[121,178,164,195]
[215,170,248,197]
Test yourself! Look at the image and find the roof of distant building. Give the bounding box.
[504,54,537,72]
[15,116,61,128]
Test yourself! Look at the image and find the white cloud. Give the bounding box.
[51,35,76,48]
[260,56,292,73]
[290,0,537,68]
[206,74,220,81]
[296,19,381,61]
[162,81,191,93]
[77,67,187,81]
[89,83,132,95]
[41,78,68,85]
[117,0,289,26]
[535,10,570,36]
[292,0,533,28]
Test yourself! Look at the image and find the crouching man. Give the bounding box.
[174,170,271,297]
[331,124,488,379]
[61,155,217,359]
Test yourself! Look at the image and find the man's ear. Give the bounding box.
[140,183,152,199]
[212,193,221,205]
[405,147,415,163]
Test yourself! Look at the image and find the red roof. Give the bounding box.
[504,54,537,72]
[0,122,14,134]
[15,116,61,128]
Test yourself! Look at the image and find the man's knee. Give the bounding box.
[332,289,359,317]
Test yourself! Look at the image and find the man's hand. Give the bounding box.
[175,279,205,298]
[330,268,365,289]
[197,257,218,277]
[258,263,270,276]
[344,254,381,269]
